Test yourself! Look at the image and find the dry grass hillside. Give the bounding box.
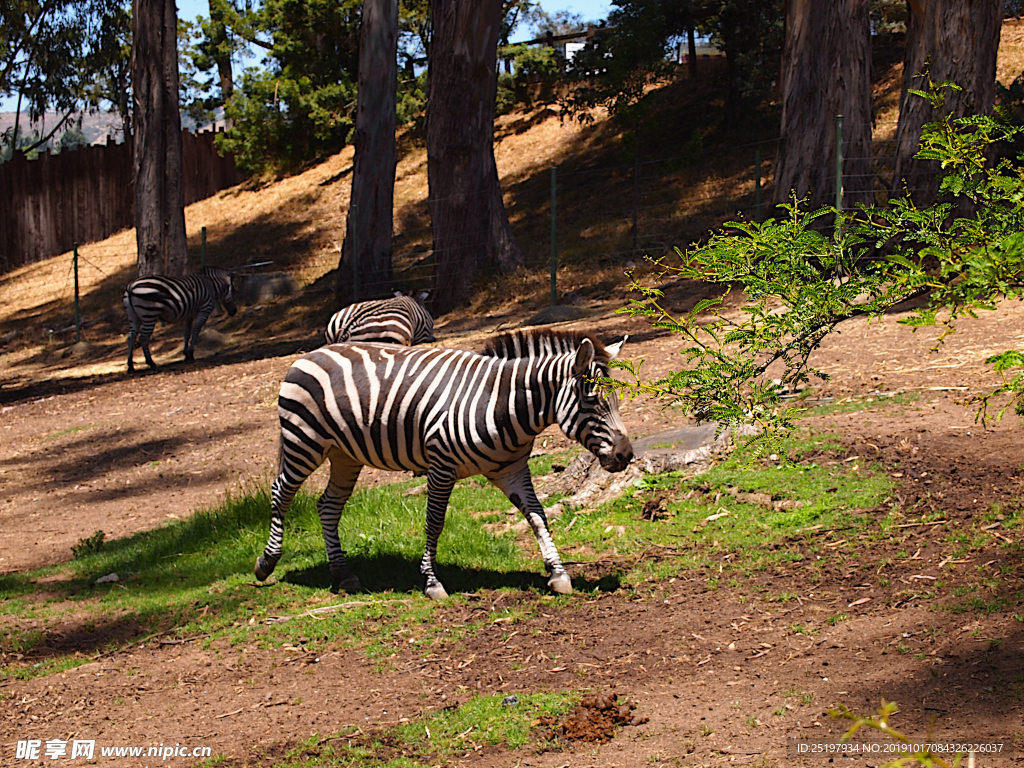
[2,23,1024,389]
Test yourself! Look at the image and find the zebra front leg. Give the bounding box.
[186,307,212,362]
[318,457,363,593]
[489,463,571,595]
[183,319,195,361]
[422,463,457,600]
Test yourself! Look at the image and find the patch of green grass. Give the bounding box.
[789,623,819,636]
[948,596,1010,615]
[802,391,919,420]
[0,468,552,679]
[43,424,96,440]
[265,692,576,767]
[551,430,893,584]
[0,430,891,682]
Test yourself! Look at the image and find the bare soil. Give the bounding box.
[6,28,1024,762]
[2,282,1024,767]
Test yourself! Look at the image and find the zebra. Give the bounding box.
[123,266,237,372]
[324,291,435,346]
[255,329,632,599]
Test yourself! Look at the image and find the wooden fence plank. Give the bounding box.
[0,130,242,274]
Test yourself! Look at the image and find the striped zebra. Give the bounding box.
[324,291,435,346]
[255,329,632,598]
[123,266,237,372]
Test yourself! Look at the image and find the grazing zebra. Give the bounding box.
[123,266,237,372]
[255,330,632,598]
[324,291,435,346]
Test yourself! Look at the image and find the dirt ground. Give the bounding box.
[2,282,1024,766]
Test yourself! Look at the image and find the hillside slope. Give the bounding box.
[2,24,1024,385]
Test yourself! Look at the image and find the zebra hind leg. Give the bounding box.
[255,461,313,582]
[421,464,457,600]
[126,327,137,372]
[318,456,363,593]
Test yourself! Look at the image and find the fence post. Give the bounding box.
[201,226,207,269]
[835,114,844,212]
[754,149,762,223]
[632,138,639,256]
[73,242,80,343]
[351,203,359,302]
[550,166,557,306]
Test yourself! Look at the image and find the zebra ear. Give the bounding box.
[416,290,430,303]
[393,290,405,298]
[572,339,595,377]
[604,335,628,361]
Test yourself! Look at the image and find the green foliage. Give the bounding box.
[612,82,1024,451]
[71,530,105,559]
[215,0,360,175]
[561,0,783,121]
[496,43,561,115]
[218,69,356,175]
[869,0,908,35]
[832,701,976,767]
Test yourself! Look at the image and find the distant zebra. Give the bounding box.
[324,291,435,346]
[255,330,632,598]
[123,266,237,371]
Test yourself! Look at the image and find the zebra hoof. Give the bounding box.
[254,556,276,582]
[425,584,449,601]
[331,571,362,594]
[548,572,573,595]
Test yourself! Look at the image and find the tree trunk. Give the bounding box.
[208,0,235,105]
[773,0,872,211]
[891,0,1002,206]
[427,0,523,314]
[338,0,398,303]
[132,0,188,277]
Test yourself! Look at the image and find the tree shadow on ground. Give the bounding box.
[0,421,258,497]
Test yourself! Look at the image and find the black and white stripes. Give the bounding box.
[255,329,632,598]
[123,266,237,371]
[325,291,435,346]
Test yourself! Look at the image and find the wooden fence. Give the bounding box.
[0,129,242,274]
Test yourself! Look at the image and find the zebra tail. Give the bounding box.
[275,432,286,476]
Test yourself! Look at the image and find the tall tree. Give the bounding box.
[427,0,522,313]
[1,0,96,154]
[132,0,188,276]
[773,0,872,210]
[205,0,234,104]
[891,0,1003,206]
[84,0,133,142]
[215,0,360,176]
[338,0,399,301]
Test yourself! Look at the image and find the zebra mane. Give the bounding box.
[480,330,611,363]
[199,266,230,280]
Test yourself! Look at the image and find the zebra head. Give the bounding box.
[557,336,633,473]
[201,266,238,317]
